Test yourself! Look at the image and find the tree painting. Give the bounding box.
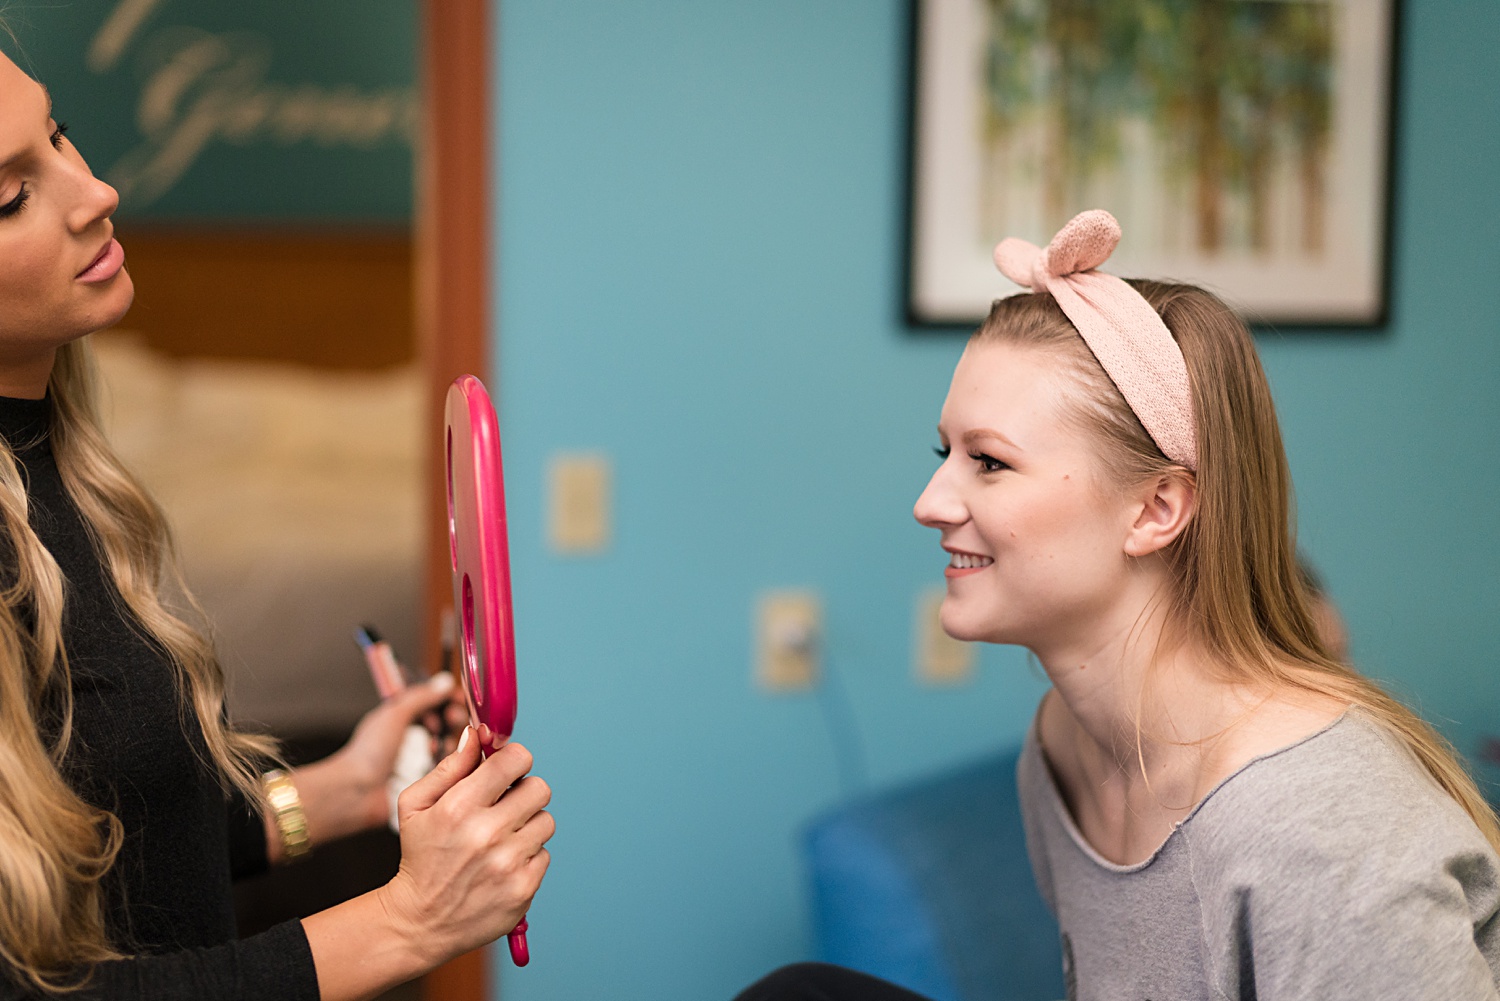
[980,0,1334,257]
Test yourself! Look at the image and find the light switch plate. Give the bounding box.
[548,453,610,554]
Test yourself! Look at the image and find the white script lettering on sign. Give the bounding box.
[89,0,417,207]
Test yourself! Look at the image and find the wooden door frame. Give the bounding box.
[418,0,493,998]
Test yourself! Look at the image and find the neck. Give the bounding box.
[0,348,57,400]
[1035,572,1259,793]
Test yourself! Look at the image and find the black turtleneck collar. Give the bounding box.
[0,394,52,454]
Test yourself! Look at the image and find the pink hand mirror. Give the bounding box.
[444,374,529,967]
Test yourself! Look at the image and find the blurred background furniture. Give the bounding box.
[804,747,1063,1001]
[95,332,423,736]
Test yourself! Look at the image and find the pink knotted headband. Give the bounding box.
[994,210,1197,470]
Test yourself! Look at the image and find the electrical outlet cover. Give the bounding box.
[756,590,820,692]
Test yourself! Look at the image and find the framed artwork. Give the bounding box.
[907,0,1398,327]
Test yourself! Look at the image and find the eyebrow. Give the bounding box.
[962,427,1022,451]
[0,83,55,173]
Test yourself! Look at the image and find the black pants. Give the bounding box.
[734,964,936,1001]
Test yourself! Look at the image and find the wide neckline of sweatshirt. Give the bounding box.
[1030,707,1354,875]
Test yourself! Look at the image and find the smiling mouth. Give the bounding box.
[948,553,994,570]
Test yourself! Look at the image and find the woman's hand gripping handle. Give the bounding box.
[378,727,552,965]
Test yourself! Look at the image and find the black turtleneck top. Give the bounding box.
[0,395,319,1000]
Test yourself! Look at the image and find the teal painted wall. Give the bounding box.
[493,3,1500,1000]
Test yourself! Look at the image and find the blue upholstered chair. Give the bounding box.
[802,748,1064,1001]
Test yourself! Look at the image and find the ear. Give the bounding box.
[1123,472,1196,558]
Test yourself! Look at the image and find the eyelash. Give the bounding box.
[932,445,1009,473]
[0,185,30,219]
[974,453,1008,473]
[0,122,71,219]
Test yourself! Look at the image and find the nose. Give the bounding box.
[64,160,119,234]
[913,461,967,530]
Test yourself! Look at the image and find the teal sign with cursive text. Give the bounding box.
[2,0,416,224]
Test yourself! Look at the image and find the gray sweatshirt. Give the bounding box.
[1018,709,1500,1000]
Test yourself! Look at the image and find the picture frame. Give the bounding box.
[906,0,1398,329]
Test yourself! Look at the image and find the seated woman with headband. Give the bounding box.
[739,211,1500,999]
[0,43,552,1000]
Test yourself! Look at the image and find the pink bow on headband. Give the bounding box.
[994,210,1197,471]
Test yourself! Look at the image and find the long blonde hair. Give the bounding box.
[0,338,276,991]
[978,284,1500,853]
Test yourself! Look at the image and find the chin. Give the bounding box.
[79,269,136,335]
[105,267,136,322]
[938,599,1001,644]
[941,595,1035,647]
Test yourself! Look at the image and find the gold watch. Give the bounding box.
[262,769,312,860]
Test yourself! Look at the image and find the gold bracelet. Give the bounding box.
[262,769,312,860]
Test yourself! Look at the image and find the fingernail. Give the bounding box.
[429,671,456,693]
[457,727,472,753]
